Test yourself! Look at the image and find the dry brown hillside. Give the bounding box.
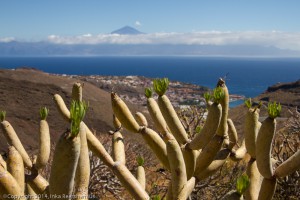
[0,68,144,154]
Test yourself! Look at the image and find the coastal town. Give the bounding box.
[73,75,245,108]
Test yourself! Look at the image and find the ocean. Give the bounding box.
[0,56,300,106]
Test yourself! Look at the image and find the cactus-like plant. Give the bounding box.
[112,128,126,165]
[153,78,189,144]
[0,165,25,200]
[1,78,299,200]
[145,87,170,139]
[111,92,140,133]
[136,156,146,190]
[49,98,87,200]
[74,123,90,200]
[256,102,280,179]
[7,146,25,192]
[187,102,222,150]
[0,112,32,168]
[36,107,50,170]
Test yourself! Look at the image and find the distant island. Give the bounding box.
[111,26,145,35]
[1,26,300,57]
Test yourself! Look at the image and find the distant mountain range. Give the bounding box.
[1,26,300,57]
[111,26,144,35]
[1,41,299,57]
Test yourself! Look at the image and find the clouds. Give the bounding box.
[2,31,299,51]
[45,31,300,51]
[0,37,15,42]
[135,21,141,26]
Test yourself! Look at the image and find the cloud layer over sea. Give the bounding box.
[44,31,300,50]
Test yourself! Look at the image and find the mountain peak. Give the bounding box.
[111,26,144,35]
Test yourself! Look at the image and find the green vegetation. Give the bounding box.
[153,78,169,96]
[39,107,49,120]
[70,100,88,137]
[244,98,252,109]
[145,87,153,98]
[236,174,250,195]
[213,86,225,103]
[136,156,145,166]
[268,101,281,119]
[203,92,212,104]
[0,110,6,122]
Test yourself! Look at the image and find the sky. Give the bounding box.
[1,1,300,50]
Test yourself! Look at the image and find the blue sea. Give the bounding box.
[0,56,300,107]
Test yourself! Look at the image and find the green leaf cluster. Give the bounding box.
[70,100,88,137]
[268,101,281,119]
[244,98,252,109]
[153,78,169,96]
[145,87,153,98]
[136,156,145,166]
[213,87,225,103]
[203,87,224,104]
[40,107,49,120]
[195,126,202,134]
[0,111,6,122]
[236,174,250,195]
[204,92,212,104]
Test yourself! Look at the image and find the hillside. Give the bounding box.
[0,68,144,153]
